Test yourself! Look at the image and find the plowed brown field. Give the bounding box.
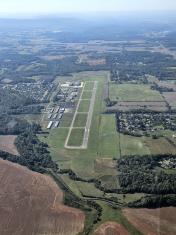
[0,159,85,235]
[123,207,176,235]
[0,135,19,155]
[93,222,130,235]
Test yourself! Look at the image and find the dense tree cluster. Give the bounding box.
[107,51,176,82]
[117,155,176,194]
[15,128,58,173]
[128,194,176,208]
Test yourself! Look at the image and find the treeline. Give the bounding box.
[15,128,58,173]
[0,122,58,173]
[128,194,176,208]
[0,115,36,135]
[0,89,34,113]
[118,154,176,194]
[107,51,176,82]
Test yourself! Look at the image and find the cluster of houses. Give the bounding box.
[46,106,65,129]
[118,112,176,136]
[2,81,53,102]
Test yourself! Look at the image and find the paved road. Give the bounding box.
[65,81,98,149]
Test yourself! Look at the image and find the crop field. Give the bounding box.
[0,135,19,156]
[163,92,176,107]
[78,100,91,112]
[123,207,176,235]
[94,222,130,235]
[73,113,88,127]
[67,128,85,146]
[145,137,176,154]
[109,83,164,102]
[0,159,85,235]
[107,101,168,112]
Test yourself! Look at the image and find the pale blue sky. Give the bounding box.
[0,0,176,15]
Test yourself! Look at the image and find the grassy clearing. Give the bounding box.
[73,113,87,127]
[98,114,120,158]
[67,128,85,146]
[94,201,142,235]
[84,82,94,90]
[78,100,90,112]
[60,113,74,127]
[82,91,92,99]
[120,134,150,156]
[109,83,163,102]
[76,181,104,197]
[99,175,120,190]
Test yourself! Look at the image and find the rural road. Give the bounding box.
[65,81,98,149]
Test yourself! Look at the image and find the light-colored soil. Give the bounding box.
[93,221,130,235]
[0,159,85,235]
[0,135,19,155]
[123,207,176,235]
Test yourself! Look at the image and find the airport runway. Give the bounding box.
[65,81,98,149]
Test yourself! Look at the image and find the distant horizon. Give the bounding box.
[0,0,176,17]
[1,10,176,20]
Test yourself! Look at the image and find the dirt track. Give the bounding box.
[0,159,85,235]
[93,221,130,235]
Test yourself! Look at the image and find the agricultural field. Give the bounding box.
[0,159,85,235]
[109,83,164,102]
[123,207,176,235]
[0,135,19,155]
[163,92,176,107]
[94,222,130,235]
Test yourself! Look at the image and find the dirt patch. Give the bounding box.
[163,92,176,107]
[0,135,19,155]
[94,158,116,173]
[93,221,130,235]
[123,207,176,235]
[0,159,85,235]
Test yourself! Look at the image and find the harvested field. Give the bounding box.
[93,221,130,235]
[109,84,163,102]
[107,101,168,112]
[0,159,85,235]
[123,207,176,235]
[87,59,106,66]
[0,135,19,155]
[145,137,176,155]
[157,81,176,91]
[163,92,176,107]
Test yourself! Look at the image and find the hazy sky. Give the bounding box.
[0,0,176,15]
